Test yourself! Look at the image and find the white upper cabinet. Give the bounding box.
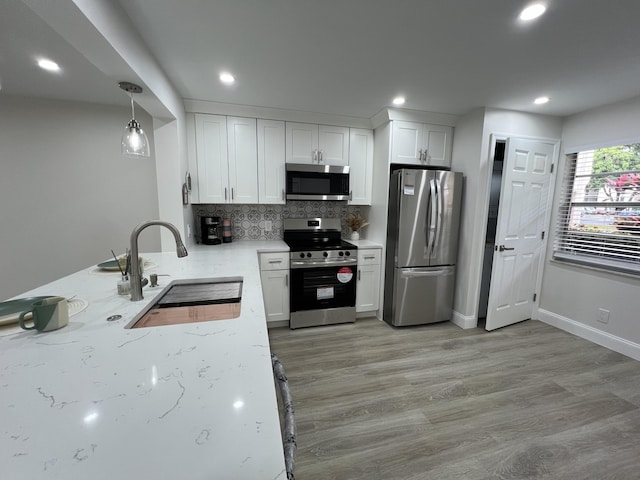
[194,114,228,203]
[257,119,286,204]
[227,116,259,203]
[193,114,258,204]
[318,125,349,165]
[348,128,374,205]
[286,122,349,165]
[391,121,452,168]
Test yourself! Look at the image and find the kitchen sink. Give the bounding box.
[125,277,242,329]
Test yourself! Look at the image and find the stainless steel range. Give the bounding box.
[283,218,358,329]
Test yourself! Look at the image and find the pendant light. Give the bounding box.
[119,81,150,158]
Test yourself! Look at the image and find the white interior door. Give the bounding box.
[485,138,554,331]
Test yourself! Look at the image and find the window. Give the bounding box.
[554,144,640,275]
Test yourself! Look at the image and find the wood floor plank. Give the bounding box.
[268,318,640,479]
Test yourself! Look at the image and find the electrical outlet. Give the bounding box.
[265,220,272,232]
[597,308,610,324]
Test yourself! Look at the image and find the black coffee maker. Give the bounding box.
[201,216,222,245]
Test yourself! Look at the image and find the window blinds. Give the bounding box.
[554,150,640,275]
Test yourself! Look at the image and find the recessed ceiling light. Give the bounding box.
[219,72,235,85]
[392,96,406,106]
[534,96,550,105]
[519,3,546,21]
[37,58,60,72]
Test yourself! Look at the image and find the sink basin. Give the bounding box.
[125,277,242,329]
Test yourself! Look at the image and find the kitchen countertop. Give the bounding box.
[0,241,289,480]
[346,239,383,249]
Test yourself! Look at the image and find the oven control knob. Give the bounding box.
[299,252,305,258]
[345,251,351,256]
[306,252,312,258]
[323,252,328,257]
[339,251,344,257]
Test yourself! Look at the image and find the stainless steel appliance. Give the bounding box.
[285,164,350,201]
[384,169,463,326]
[201,216,221,245]
[283,218,357,329]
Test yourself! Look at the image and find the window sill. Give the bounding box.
[552,251,640,278]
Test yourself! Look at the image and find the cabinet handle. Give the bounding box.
[312,150,318,163]
[285,273,289,287]
[358,269,361,281]
[282,189,285,201]
[364,255,376,260]
[349,190,353,201]
[319,150,323,163]
[224,187,228,201]
[419,149,423,161]
[231,187,235,200]
[423,149,428,162]
[268,259,282,264]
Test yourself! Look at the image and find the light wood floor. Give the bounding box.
[268,318,640,480]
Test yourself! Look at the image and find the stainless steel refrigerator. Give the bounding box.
[383,168,463,326]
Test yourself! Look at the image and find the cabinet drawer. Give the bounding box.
[357,248,381,265]
[259,251,290,271]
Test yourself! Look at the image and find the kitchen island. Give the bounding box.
[0,241,289,480]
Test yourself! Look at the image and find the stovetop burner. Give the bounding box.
[285,238,356,252]
[283,218,357,259]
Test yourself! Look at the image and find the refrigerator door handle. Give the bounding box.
[435,177,443,249]
[428,178,437,254]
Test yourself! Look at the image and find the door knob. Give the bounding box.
[498,245,515,252]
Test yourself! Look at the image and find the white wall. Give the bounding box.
[0,96,160,300]
[450,108,486,326]
[450,108,563,325]
[540,95,640,347]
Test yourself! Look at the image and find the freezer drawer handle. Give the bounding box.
[498,245,515,252]
[402,269,452,277]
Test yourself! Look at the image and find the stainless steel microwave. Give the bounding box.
[285,164,350,201]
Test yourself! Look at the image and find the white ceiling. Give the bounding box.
[0,0,126,106]
[4,0,640,119]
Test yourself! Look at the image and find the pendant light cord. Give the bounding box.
[130,92,136,121]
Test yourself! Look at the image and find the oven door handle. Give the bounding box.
[290,259,357,268]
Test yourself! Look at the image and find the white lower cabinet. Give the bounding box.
[356,247,382,313]
[259,251,290,323]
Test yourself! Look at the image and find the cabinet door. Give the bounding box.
[423,124,453,168]
[286,122,318,164]
[318,125,349,166]
[356,248,381,313]
[195,114,228,203]
[348,128,373,205]
[258,119,286,204]
[260,269,290,322]
[227,117,258,203]
[391,121,423,165]
[356,264,380,313]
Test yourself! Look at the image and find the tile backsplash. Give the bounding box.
[192,201,369,242]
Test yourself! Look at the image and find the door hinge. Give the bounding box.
[541,231,545,240]
[550,164,554,174]
[533,293,537,302]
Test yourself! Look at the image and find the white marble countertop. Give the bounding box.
[0,241,289,480]
[346,239,383,249]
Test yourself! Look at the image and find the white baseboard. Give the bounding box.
[451,311,477,329]
[537,308,640,361]
[266,320,289,329]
